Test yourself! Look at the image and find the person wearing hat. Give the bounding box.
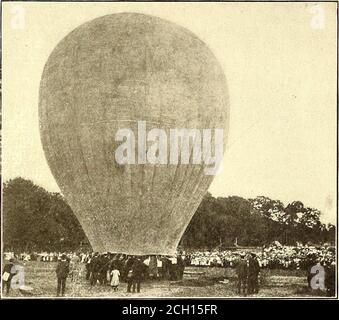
[55,254,70,296]
[127,257,145,293]
[90,252,101,286]
[2,258,18,295]
[247,253,260,294]
[235,253,248,296]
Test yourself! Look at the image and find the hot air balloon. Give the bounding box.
[39,13,229,255]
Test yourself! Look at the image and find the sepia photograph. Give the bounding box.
[0,1,337,300]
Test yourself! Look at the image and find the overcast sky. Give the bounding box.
[2,2,337,223]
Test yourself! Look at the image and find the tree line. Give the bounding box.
[2,177,335,252]
[180,193,335,248]
[3,178,87,252]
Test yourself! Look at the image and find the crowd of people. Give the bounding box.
[2,243,336,297]
[4,243,335,271]
[183,244,336,297]
[52,252,186,296]
[183,243,335,270]
[235,252,260,296]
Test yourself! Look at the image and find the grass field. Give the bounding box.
[2,261,326,298]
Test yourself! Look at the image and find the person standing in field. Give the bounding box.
[85,253,93,280]
[110,266,120,291]
[235,253,248,296]
[126,256,136,292]
[90,253,101,286]
[69,253,81,282]
[177,254,185,280]
[148,255,158,280]
[247,253,260,294]
[127,257,144,293]
[56,254,70,297]
[2,258,18,295]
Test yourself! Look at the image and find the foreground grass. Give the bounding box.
[2,261,326,298]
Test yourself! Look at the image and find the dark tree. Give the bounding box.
[3,177,88,252]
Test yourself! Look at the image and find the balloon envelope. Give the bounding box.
[39,13,229,255]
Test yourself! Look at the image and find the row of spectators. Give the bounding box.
[4,243,335,271]
[83,253,185,286]
[182,244,335,270]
